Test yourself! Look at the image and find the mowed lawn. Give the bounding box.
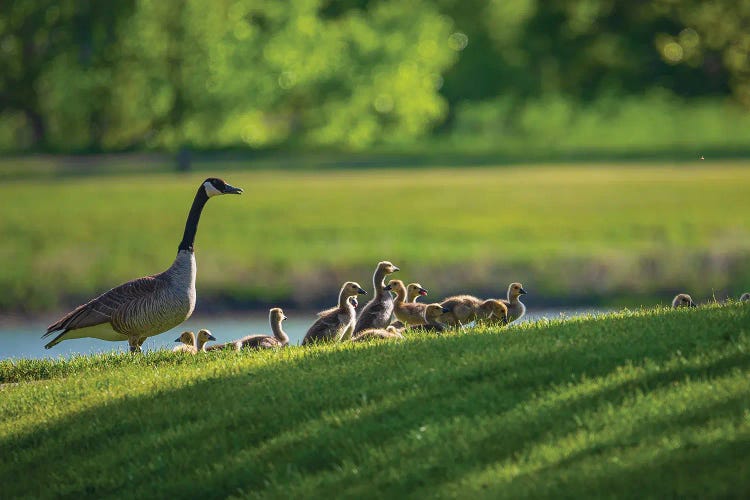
[1,161,749,310]
[1,304,749,497]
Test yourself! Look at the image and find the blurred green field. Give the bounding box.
[1,160,749,312]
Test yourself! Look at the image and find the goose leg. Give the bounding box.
[128,337,142,354]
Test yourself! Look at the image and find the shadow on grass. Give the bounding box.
[1,308,748,497]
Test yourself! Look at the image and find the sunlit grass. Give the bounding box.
[1,161,749,311]
[1,303,748,497]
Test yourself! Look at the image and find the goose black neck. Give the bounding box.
[178,186,209,252]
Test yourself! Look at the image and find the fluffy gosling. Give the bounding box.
[476,299,509,326]
[354,261,400,333]
[438,295,482,326]
[408,303,449,333]
[407,283,429,303]
[173,329,216,354]
[303,281,367,345]
[351,325,404,342]
[740,293,750,302]
[500,282,527,323]
[390,279,430,327]
[672,293,696,308]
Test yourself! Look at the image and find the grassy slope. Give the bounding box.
[1,161,750,311]
[1,304,749,498]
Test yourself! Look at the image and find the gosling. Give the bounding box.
[476,299,509,326]
[234,308,290,350]
[303,281,367,345]
[317,296,358,318]
[407,283,429,303]
[408,303,450,333]
[438,295,482,326]
[390,280,430,326]
[173,329,216,354]
[500,282,527,323]
[740,293,750,302]
[672,293,696,308]
[351,326,404,342]
[354,261,400,333]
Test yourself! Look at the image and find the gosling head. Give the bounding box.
[269,307,287,324]
[197,328,217,344]
[482,299,509,324]
[349,296,359,308]
[740,293,750,302]
[202,177,244,197]
[425,303,449,321]
[377,261,400,275]
[174,330,195,345]
[508,282,527,299]
[387,279,406,296]
[672,293,696,308]
[342,281,367,298]
[386,326,399,334]
[407,283,429,300]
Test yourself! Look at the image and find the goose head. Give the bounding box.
[342,281,368,298]
[387,279,406,298]
[481,299,509,324]
[377,261,400,275]
[197,329,217,344]
[269,307,287,324]
[202,178,244,197]
[508,282,527,300]
[672,293,696,308]
[349,296,359,308]
[174,330,195,346]
[740,293,750,302]
[425,303,448,322]
[407,283,428,300]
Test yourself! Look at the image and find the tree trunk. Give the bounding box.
[26,109,46,149]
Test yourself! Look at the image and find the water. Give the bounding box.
[0,308,608,360]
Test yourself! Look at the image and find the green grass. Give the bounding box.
[1,160,750,311]
[1,304,749,498]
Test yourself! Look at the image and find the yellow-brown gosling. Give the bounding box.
[409,303,450,333]
[407,283,429,303]
[195,329,217,351]
[173,331,197,354]
[740,293,750,302]
[500,282,527,323]
[303,282,367,345]
[438,295,482,326]
[354,261,400,333]
[672,293,696,308]
[351,326,404,342]
[207,308,289,351]
[390,279,430,326]
[476,299,509,326]
[317,296,358,318]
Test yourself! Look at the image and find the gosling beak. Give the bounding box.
[282,315,288,320]
[519,288,527,295]
[358,287,367,295]
[384,284,393,291]
[174,337,182,343]
[222,183,244,195]
[442,306,451,313]
[419,288,428,296]
[392,266,400,272]
[205,333,216,341]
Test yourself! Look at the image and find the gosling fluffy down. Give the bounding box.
[354,261,400,333]
[303,281,367,345]
[500,282,527,323]
[407,303,449,333]
[672,293,696,308]
[351,326,404,342]
[740,293,750,302]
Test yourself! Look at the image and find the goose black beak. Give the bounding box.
[173,337,182,343]
[419,288,428,295]
[207,333,217,341]
[519,288,527,295]
[222,183,244,194]
[282,315,288,321]
[384,284,393,291]
[442,306,451,313]
[392,266,400,272]
[358,287,368,295]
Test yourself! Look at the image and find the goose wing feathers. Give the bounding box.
[44,276,163,337]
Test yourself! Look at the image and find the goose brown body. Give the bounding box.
[672,293,696,308]
[438,295,482,326]
[303,282,367,345]
[408,303,449,333]
[351,326,404,342]
[476,299,509,326]
[500,282,527,323]
[207,308,289,351]
[390,280,429,326]
[354,261,400,333]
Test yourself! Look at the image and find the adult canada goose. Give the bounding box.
[672,293,696,308]
[476,299,509,326]
[303,282,367,345]
[351,326,404,342]
[42,178,243,353]
[354,261,400,333]
[500,282,527,323]
[408,303,449,333]
[438,295,482,326]
[407,283,429,303]
[173,329,217,354]
[740,293,750,302]
[390,280,429,326]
